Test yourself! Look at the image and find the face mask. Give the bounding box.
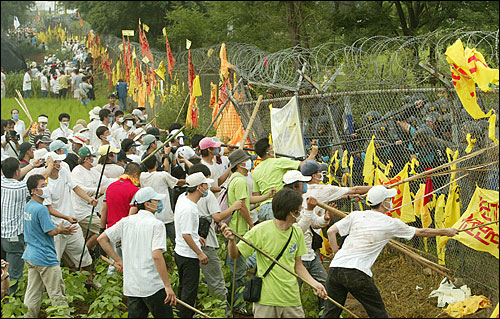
[109,116,114,123]
[118,117,124,123]
[383,200,393,211]
[125,120,133,127]
[144,114,148,120]
[92,157,98,167]
[214,148,219,156]
[113,154,118,163]
[199,186,208,198]
[64,150,68,156]
[220,148,225,156]
[39,123,47,130]
[106,135,112,142]
[61,122,69,130]
[156,201,163,213]
[292,210,303,222]
[12,114,19,120]
[36,187,50,199]
[302,182,308,193]
[243,160,252,171]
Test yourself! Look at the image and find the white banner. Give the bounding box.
[14,16,20,29]
[270,96,306,158]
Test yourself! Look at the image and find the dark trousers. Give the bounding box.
[127,288,173,318]
[59,88,67,98]
[322,267,388,318]
[175,253,200,318]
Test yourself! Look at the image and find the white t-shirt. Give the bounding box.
[70,165,113,220]
[174,193,201,258]
[201,157,221,188]
[296,208,329,261]
[14,120,26,140]
[50,77,60,93]
[43,168,78,226]
[51,127,73,140]
[1,135,20,158]
[140,171,178,224]
[23,72,32,91]
[92,164,124,179]
[87,119,102,147]
[112,127,133,147]
[1,72,6,89]
[127,154,142,163]
[40,75,48,91]
[197,190,221,248]
[330,210,416,277]
[105,210,166,297]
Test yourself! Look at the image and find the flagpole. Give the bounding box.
[458,220,499,232]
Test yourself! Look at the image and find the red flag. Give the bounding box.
[138,22,154,64]
[166,35,175,78]
[78,11,83,27]
[122,36,127,64]
[136,59,142,84]
[424,168,434,206]
[188,50,195,93]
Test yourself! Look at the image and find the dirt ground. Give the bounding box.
[339,248,497,318]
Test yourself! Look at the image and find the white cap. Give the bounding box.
[133,128,147,141]
[69,132,88,145]
[33,148,48,161]
[44,151,66,161]
[283,170,312,185]
[131,109,145,120]
[175,146,196,161]
[186,172,214,187]
[366,185,397,206]
[130,187,166,205]
[89,106,101,120]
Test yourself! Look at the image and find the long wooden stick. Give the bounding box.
[239,95,263,150]
[100,255,211,318]
[14,97,33,123]
[458,220,499,232]
[389,145,498,188]
[15,90,33,120]
[415,161,498,179]
[220,223,360,318]
[316,201,454,280]
[389,174,469,212]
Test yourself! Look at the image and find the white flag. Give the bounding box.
[14,16,20,29]
[270,96,306,158]
[186,39,192,50]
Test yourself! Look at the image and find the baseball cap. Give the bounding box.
[199,137,221,150]
[186,172,214,187]
[140,134,156,151]
[44,151,66,161]
[89,106,101,120]
[78,146,99,158]
[49,140,70,152]
[366,185,397,206]
[283,170,312,185]
[117,150,132,163]
[69,132,88,145]
[300,160,328,176]
[18,142,33,160]
[98,145,120,156]
[131,186,166,205]
[133,128,147,142]
[228,149,250,167]
[175,146,196,160]
[72,123,89,134]
[121,138,139,152]
[131,109,145,120]
[33,148,48,161]
[167,129,186,145]
[146,127,160,138]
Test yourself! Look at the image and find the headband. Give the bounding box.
[38,116,48,123]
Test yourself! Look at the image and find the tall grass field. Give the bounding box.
[1,97,109,133]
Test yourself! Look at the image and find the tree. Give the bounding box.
[1,1,35,32]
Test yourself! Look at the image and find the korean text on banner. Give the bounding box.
[270,96,306,158]
[452,186,499,258]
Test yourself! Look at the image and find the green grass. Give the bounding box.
[1,97,109,133]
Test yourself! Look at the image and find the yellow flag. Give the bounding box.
[434,194,447,263]
[489,113,499,145]
[143,23,149,32]
[384,160,394,177]
[192,75,202,97]
[490,302,499,318]
[437,183,462,264]
[465,133,476,153]
[363,136,376,185]
[154,61,166,81]
[452,186,499,258]
[445,38,499,145]
[341,150,348,169]
[162,27,166,36]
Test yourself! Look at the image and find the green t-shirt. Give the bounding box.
[237,220,307,307]
[228,172,251,236]
[252,158,300,204]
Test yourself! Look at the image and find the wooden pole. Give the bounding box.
[239,95,263,150]
[99,255,211,318]
[220,223,360,318]
[388,145,497,188]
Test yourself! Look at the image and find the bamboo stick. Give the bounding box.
[239,95,263,150]
[100,254,211,318]
[389,145,498,188]
[220,222,360,318]
[458,220,499,232]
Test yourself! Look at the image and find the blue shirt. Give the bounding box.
[22,200,59,267]
[115,82,128,98]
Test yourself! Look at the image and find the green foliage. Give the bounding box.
[1,1,35,32]
[1,295,28,318]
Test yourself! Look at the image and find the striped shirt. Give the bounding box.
[28,128,51,145]
[1,176,29,238]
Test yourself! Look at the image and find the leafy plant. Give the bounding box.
[1,295,28,318]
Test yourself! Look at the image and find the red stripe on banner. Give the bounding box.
[468,56,480,63]
[470,92,475,97]
[457,67,468,76]
[452,74,461,80]
[453,81,457,86]
[469,67,477,74]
